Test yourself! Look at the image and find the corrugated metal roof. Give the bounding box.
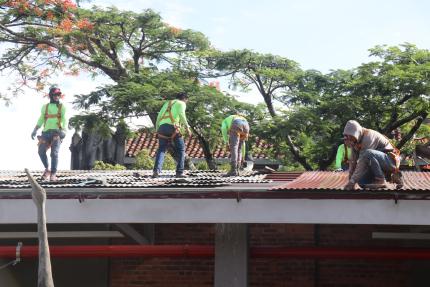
[271,171,430,191]
[264,172,303,182]
[126,132,274,159]
[0,170,271,189]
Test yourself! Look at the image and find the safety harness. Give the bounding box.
[38,103,63,149]
[229,117,249,141]
[230,128,249,141]
[157,100,181,141]
[44,103,63,129]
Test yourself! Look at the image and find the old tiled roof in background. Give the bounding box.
[271,171,430,191]
[126,132,274,159]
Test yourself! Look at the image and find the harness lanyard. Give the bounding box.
[159,100,177,126]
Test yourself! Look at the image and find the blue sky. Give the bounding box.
[0,0,429,170]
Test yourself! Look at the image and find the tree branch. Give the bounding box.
[397,111,428,149]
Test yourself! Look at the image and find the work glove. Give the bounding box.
[344,181,360,191]
[31,127,38,140]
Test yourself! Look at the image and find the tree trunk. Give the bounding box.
[397,112,428,149]
[317,143,339,171]
[195,132,217,170]
[263,93,277,118]
[262,91,312,170]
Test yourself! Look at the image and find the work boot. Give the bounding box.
[50,173,58,182]
[152,171,159,178]
[41,169,51,181]
[175,172,186,178]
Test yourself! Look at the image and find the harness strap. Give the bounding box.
[37,136,51,150]
[381,133,401,173]
[159,100,176,125]
[157,126,180,141]
[230,126,249,140]
[43,103,62,129]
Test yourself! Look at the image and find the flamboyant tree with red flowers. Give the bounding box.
[0,0,210,96]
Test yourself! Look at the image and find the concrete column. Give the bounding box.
[214,223,248,287]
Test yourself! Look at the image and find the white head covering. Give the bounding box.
[343,120,363,141]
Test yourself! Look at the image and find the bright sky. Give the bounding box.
[0,0,429,170]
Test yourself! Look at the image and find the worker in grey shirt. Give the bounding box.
[343,120,401,190]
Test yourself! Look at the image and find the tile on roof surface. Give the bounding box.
[270,171,430,191]
[0,170,271,189]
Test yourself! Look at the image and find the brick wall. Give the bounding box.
[110,258,214,287]
[110,224,430,287]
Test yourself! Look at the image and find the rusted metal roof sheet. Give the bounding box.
[264,172,303,182]
[271,171,430,191]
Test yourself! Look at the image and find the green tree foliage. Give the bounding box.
[2,3,429,172]
[93,160,125,170]
[275,44,430,170]
[203,49,312,169]
[73,68,265,169]
[194,161,209,170]
[0,2,210,93]
[133,149,175,170]
[133,149,154,170]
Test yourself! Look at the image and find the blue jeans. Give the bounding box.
[38,130,62,173]
[153,124,185,174]
[358,149,395,185]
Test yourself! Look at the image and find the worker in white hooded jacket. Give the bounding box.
[343,120,402,190]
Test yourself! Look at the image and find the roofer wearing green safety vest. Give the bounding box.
[221,114,250,176]
[335,142,352,171]
[153,92,192,178]
[31,85,67,181]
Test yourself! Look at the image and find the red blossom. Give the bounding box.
[76,18,94,31]
[46,10,54,20]
[59,18,73,32]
